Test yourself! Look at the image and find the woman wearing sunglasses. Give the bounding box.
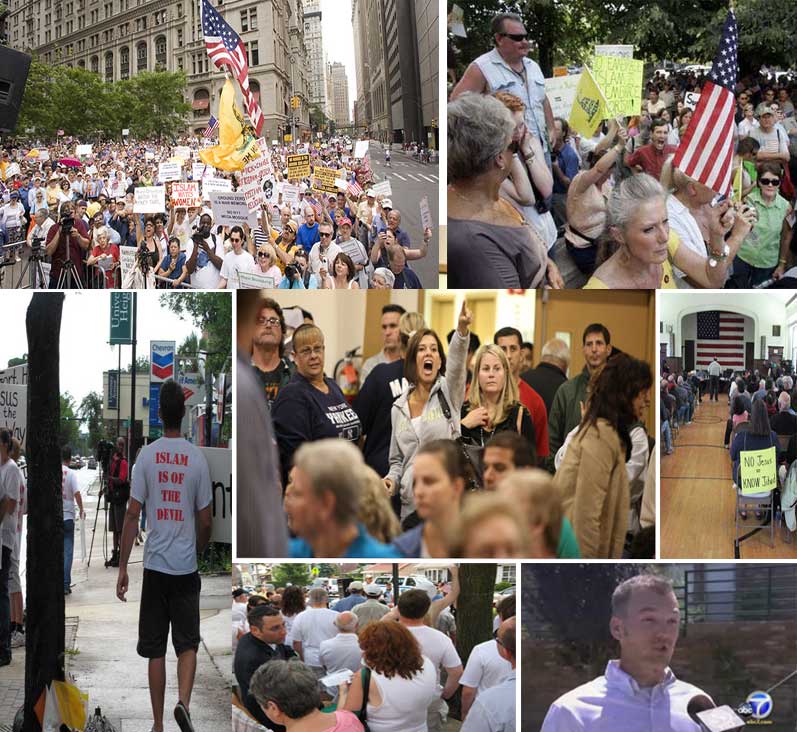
[731,161,793,287]
[255,243,282,285]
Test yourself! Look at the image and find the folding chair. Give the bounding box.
[733,439,777,558]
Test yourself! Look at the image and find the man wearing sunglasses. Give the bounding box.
[451,12,556,156]
[218,225,257,289]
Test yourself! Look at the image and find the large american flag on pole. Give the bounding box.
[673,10,738,195]
[696,311,746,370]
[201,0,264,135]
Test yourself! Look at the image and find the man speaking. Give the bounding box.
[542,575,711,731]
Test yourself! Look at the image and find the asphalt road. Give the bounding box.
[368,141,440,289]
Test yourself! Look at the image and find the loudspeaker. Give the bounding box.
[0,46,32,134]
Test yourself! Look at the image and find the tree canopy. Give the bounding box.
[78,391,105,451]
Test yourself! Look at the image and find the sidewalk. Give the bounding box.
[0,476,232,732]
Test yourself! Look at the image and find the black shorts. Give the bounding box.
[137,569,201,658]
[107,500,127,534]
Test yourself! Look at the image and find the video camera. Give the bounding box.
[30,235,45,256]
[60,215,75,235]
[96,439,114,472]
[136,242,152,272]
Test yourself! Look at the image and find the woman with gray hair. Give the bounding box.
[370,267,395,289]
[249,659,364,732]
[447,92,562,289]
[583,173,757,289]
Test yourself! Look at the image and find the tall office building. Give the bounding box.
[4,0,313,140]
[326,60,350,127]
[301,0,326,112]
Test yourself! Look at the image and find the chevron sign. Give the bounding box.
[150,341,176,383]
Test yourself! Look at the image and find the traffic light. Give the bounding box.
[291,96,300,110]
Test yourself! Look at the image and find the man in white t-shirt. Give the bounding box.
[396,589,463,732]
[185,212,225,289]
[218,225,256,288]
[232,587,249,624]
[0,429,20,666]
[461,595,515,720]
[291,587,339,676]
[308,221,341,281]
[62,445,84,595]
[116,380,212,732]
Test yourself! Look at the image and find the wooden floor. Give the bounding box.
[660,398,797,559]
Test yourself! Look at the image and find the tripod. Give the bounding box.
[57,259,83,289]
[15,249,49,289]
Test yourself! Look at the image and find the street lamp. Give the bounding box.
[289,55,296,143]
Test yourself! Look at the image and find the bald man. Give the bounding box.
[319,611,362,700]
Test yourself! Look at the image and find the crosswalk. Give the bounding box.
[388,171,439,182]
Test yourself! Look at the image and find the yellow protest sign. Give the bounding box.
[739,446,777,495]
[568,66,609,139]
[591,55,644,118]
[287,154,311,179]
[312,166,344,193]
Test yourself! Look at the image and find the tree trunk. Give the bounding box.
[23,293,65,732]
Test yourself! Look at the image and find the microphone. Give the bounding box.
[686,695,747,732]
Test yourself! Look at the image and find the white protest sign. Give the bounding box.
[119,245,138,280]
[3,163,21,179]
[282,183,299,204]
[122,128,130,136]
[594,44,634,58]
[240,155,273,212]
[334,178,349,191]
[202,177,233,200]
[133,186,166,213]
[354,140,369,159]
[372,180,392,197]
[272,139,278,146]
[685,91,701,111]
[86,165,97,174]
[0,363,27,385]
[38,150,50,161]
[192,162,214,180]
[209,191,249,227]
[200,447,231,544]
[145,152,155,161]
[173,146,191,159]
[75,144,93,156]
[236,270,276,289]
[0,384,27,448]
[420,196,433,231]
[158,162,182,182]
[544,74,583,120]
[170,182,202,208]
[448,3,467,37]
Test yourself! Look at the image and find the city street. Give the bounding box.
[368,141,439,289]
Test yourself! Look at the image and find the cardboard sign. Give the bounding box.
[202,177,233,200]
[191,162,213,180]
[75,144,93,157]
[371,180,392,197]
[209,191,249,227]
[119,245,138,279]
[122,128,129,136]
[420,196,433,231]
[240,155,273,212]
[287,154,311,179]
[594,44,635,58]
[282,183,299,204]
[158,162,182,182]
[170,182,202,208]
[545,74,583,120]
[0,384,27,448]
[740,446,777,495]
[133,186,166,213]
[591,55,644,118]
[38,151,50,161]
[685,91,701,111]
[354,140,369,159]
[312,166,345,193]
[201,446,231,544]
[173,146,191,159]
[3,163,21,179]
[236,270,276,289]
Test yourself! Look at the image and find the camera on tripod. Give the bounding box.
[96,439,114,472]
[30,235,44,256]
[60,215,75,235]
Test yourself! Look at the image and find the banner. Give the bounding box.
[236,270,276,288]
[594,44,635,58]
[201,446,232,544]
[209,191,249,227]
[150,340,175,383]
[739,446,777,495]
[109,291,133,344]
[0,384,26,447]
[591,55,644,118]
[287,154,311,179]
[240,155,273,212]
[545,73,583,120]
[108,370,119,410]
[133,186,166,213]
[568,66,610,138]
[158,162,182,182]
[170,182,202,208]
[312,166,345,194]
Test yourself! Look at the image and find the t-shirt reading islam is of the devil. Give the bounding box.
[131,437,212,575]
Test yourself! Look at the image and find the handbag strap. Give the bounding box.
[359,667,371,722]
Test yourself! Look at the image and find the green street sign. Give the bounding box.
[110,292,133,344]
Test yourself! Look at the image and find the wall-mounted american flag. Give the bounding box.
[201,0,263,135]
[696,310,746,370]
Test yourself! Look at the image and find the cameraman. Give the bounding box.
[28,208,54,248]
[106,437,130,568]
[45,201,90,289]
[278,248,319,289]
[185,212,225,289]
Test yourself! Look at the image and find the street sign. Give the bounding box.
[109,292,133,344]
[108,370,119,409]
[150,341,176,382]
[149,382,162,427]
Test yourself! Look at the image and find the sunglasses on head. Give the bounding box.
[500,32,527,41]
[760,177,781,186]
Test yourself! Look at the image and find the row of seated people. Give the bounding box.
[660,374,699,455]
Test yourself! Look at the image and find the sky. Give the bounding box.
[0,292,208,405]
[320,0,357,118]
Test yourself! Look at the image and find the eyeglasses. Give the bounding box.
[256,316,281,326]
[230,237,241,243]
[500,32,528,41]
[296,345,324,357]
[319,231,333,237]
[257,252,271,258]
[760,178,781,186]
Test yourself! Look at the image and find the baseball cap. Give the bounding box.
[364,584,383,597]
[366,189,375,197]
[284,219,298,233]
[381,198,393,209]
[339,217,352,227]
[348,581,364,591]
[758,104,778,117]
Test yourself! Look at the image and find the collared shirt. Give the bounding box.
[541,661,708,731]
[461,671,516,732]
[290,522,401,559]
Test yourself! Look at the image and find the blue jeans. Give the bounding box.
[0,545,11,661]
[677,404,689,424]
[661,421,673,453]
[64,519,75,591]
[730,258,775,288]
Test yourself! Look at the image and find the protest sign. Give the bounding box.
[133,186,166,213]
[420,196,433,231]
[200,447,232,544]
[236,270,276,289]
[594,44,634,58]
[334,178,349,191]
[202,177,233,199]
[145,151,155,161]
[38,150,50,161]
[209,191,249,227]
[272,139,279,146]
[192,162,214,180]
[282,184,299,204]
[448,3,466,37]
[75,144,92,157]
[568,66,609,138]
[372,180,392,197]
[86,165,97,174]
[170,182,202,208]
[0,384,27,448]
[545,74,583,120]
[119,245,138,281]
[168,156,185,166]
[256,137,270,157]
[739,447,777,495]
[312,166,344,193]
[354,140,369,159]
[287,154,311,179]
[173,146,191,159]
[240,155,273,212]
[3,163,21,179]
[685,91,701,111]
[158,162,182,182]
[122,128,130,136]
[591,55,644,118]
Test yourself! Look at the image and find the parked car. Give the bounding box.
[493,586,516,605]
[87,457,97,470]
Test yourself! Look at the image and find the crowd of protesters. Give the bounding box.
[237,291,656,560]
[446,11,797,289]
[232,569,516,732]
[0,134,431,289]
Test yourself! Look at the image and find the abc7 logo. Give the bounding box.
[746,690,773,720]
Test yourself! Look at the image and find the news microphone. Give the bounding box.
[686,695,746,732]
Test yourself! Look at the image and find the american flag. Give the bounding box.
[201,0,263,135]
[673,11,738,195]
[696,311,746,371]
[305,195,324,218]
[202,115,219,138]
[347,180,363,198]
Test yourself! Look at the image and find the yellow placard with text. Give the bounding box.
[287,153,311,179]
[312,166,345,193]
[591,55,644,118]
[739,446,777,495]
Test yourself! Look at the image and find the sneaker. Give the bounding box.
[174,701,194,732]
[10,631,24,648]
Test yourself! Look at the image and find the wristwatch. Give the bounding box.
[707,243,730,267]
